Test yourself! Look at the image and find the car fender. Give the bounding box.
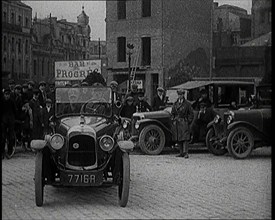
[227,121,259,134]
[31,140,47,151]
[117,140,135,153]
[137,118,172,135]
[207,120,215,129]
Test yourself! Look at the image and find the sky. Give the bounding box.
[23,0,252,41]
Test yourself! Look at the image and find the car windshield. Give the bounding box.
[55,87,112,117]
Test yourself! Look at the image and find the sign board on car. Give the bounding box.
[55,60,101,81]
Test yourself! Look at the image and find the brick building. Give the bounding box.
[2,0,32,87]
[213,3,252,48]
[251,0,271,38]
[106,0,212,103]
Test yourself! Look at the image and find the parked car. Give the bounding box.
[31,86,134,207]
[130,80,255,155]
[224,84,272,159]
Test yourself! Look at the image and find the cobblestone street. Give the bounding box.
[2,147,271,219]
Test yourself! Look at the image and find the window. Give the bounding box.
[260,10,265,23]
[117,0,126,20]
[18,15,22,25]
[11,12,15,24]
[141,37,151,66]
[25,40,28,54]
[117,37,126,62]
[3,11,7,23]
[4,36,7,51]
[18,39,21,53]
[33,60,37,75]
[42,59,44,76]
[12,38,15,52]
[142,0,151,17]
[25,17,29,27]
[25,60,29,75]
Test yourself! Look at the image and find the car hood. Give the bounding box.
[133,108,171,119]
[58,116,110,136]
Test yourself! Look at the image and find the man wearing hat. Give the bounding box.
[27,80,35,101]
[29,89,43,139]
[38,81,47,108]
[171,89,194,158]
[21,83,29,102]
[41,98,54,136]
[125,83,139,106]
[152,87,166,111]
[136,91,152,112]
[2,88,17,158]
[8,79,16,101]
[192,88,212,110]
[120,96,136,119]
[14,85,24,145]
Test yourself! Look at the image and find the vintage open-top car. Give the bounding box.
[224,84,272,159]
[31,86,134,207]
[130,80,255,155]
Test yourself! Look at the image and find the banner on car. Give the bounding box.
[55,60,101,81]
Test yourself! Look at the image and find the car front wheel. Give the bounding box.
[139,125,165,155]
[118,152,130,207]
[35,151,44,207]
[206,128,227,156]
[227,127,254,159]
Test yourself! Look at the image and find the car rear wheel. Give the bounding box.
[206,128,227,156]
[227,127,254,159]
[35,151,44,207]
[118,152,130,207]
[139,125,165,155]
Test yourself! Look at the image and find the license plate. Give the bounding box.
[60,171,103,186]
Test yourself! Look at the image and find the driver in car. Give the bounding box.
[63,85,82,114]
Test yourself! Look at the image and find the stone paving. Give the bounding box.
[2,146,271,219]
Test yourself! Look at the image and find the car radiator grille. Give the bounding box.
[68,135,96,167]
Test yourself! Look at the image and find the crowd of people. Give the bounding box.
[2,79,54,159]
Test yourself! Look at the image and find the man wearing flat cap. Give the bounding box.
[152,87,166,111]
[171,89,194,158]
[14,85,24,144]
[125,84,139,106]
[21,84,29,103]
[27,80,35,101]
[38,81,47,108]
[41,98,54,136]
[29,89,43,139]
[8,79,16,101]
[136,91,152,112]
[120,96,136,119]
[2,88,17,158]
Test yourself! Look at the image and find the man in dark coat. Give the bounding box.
[152,87,166,111]
[192,89,212,110]
[2,89,17,158]
[41,98,54,136]
[27,80,35,101]
[125,84,139,106]
[171,89,194,158]
[120,96,136,119]
[14,85,24,144]
[21,83,29,103]
[136,91,152,112]
[8,79,16,101]
[29,89,43,139]
[38,81,47,108]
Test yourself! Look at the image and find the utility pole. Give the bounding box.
[209,0,213,81]
[127,43,134,92]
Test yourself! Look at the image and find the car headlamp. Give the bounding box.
[50,134,64,150]
[135,121,140,129]
[99,135,114,152]
[227,111,235,124]
[122,120,130,129]
[214,115,221,123]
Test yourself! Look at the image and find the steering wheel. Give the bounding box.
[80,98,108,114]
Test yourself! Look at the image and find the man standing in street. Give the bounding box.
[171,89,194,158]
[2,88,17,159]
[41,98,54,136]
[38,81,47,108]
[27,80,35,101]
[152,87,166,111]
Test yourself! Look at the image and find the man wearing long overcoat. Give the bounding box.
[171,89,194,158]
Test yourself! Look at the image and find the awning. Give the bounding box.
[172,80,254,90]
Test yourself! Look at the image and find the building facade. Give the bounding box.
[31,7,92,83]
[2,0,32,87]
[106,0,212,103]
[213,3,252,48]
[251,0,271,38]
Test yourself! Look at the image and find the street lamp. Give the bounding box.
[127,43,134,92]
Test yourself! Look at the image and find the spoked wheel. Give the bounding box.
[35,151,44,206]
[139,125,165,155]
[206,128,227,156]
[118,152,130,207]
[227,127,254,159]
